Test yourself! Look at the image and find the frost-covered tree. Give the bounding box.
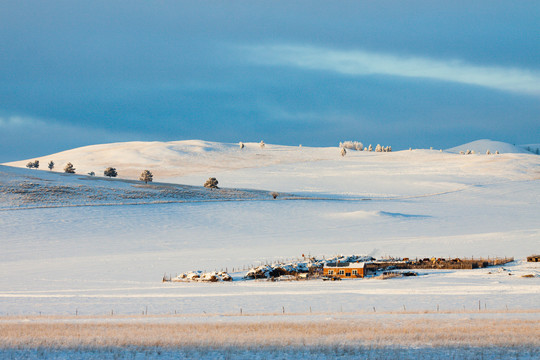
[340,141,363,151]
[33,160,39,168]
[139,170,153,184]
[239,142,244,149]
[375,144,382,152]
[341,148,347,157]
[486,150,491,155]
[64,162,75,173]
[48,161,54,171]
[204,177,219,189]
[104,167,118,177]
[368,144,373,152]
[259,140,265,148]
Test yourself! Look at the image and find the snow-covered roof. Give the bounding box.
[324,262,365,269]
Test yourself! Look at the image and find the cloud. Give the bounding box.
[0,115,45,128]
[243,44,540,96]
[0,115,145,162]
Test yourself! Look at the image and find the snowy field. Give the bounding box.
[1,139,539,358]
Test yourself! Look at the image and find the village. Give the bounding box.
[163,254,521,283]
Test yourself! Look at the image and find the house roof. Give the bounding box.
[324,262,365,269]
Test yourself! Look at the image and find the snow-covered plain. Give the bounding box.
[1,139,539,317]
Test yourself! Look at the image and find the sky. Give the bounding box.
[1,1,539,162]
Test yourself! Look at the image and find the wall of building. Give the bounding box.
[323,267,364,278]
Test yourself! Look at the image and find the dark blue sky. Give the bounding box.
[1,1,539,161]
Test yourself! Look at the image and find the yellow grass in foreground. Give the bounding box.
[1,318,539,349]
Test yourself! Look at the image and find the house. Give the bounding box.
[527,255,540,262]
[323,261,366,279]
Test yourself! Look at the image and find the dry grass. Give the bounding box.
[1,318,539,349]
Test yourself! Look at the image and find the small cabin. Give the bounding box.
[323,262,366,279]
[527,255,540,262]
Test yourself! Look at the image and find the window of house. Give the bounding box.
[328,270,334,275]
[338,270,344,275]
[352,270,358,275]
[345,272,351,277]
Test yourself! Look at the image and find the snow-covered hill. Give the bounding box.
[446,139,532,154]
[1,139,539,317]
[0,165,286,210]
[520,143,540,154]
[4,139,539,196]
[4,140,325,180]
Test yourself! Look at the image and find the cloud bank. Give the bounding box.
[0,115,144,162]
[245,45,540,96]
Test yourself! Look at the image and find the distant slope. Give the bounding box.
[446,139,531,154]
[3,139,540,197]
[0,164,286,210]
[519,143,540,154]
[2,140,338,180]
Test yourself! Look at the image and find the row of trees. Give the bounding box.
[339,141,392,156]
[339,141,392,152]
[25,160,153,183]
[27,160,55,170]
[460,150,500,155]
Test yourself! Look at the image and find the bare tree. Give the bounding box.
[139,170,153,184]
[64,163,76,173]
